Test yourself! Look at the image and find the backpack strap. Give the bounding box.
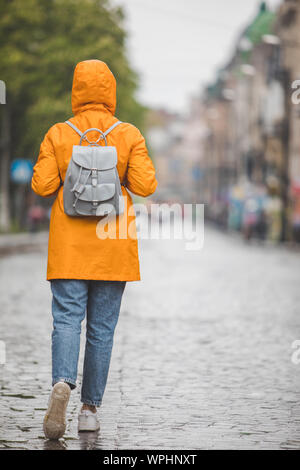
[65,120,84,137]
[65,121,103,145]
[103,120,122,137]
[65,119,122,143]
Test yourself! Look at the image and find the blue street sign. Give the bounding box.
[10,159,33,184]
[191,166,203,181]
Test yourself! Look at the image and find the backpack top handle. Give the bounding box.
[79,128,107,146]
[65,120,123,147]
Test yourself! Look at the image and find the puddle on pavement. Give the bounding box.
[43,439,67,450]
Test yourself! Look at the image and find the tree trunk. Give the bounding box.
[0,103,11,232]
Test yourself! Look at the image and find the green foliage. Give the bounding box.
[0,0,144,159]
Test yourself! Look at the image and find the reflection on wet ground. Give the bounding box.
[1,228,300,449]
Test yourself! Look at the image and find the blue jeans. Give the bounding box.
[50,280,126,406]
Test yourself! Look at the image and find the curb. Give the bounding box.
[0,231,48,256]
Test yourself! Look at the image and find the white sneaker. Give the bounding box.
[43,382,71,440]
[78,409,100,432]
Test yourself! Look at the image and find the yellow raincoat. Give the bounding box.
[32,60,157,281]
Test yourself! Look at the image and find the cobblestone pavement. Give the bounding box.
[0,227,300,450]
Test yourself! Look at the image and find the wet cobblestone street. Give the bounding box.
[0,227,300,450]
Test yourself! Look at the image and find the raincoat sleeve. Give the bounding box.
[125,128,157,197]
[31,129,61,197]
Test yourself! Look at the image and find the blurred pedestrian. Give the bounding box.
[265,195,282,242]
[32,60,157,439]
[242,197,259,241]
[27,204,46,232]
[291,181,300,243]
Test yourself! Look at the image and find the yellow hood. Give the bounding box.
[71,59,116,115]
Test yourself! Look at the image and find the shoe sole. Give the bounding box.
[43,382,71,440]
[78,426,100,432]
[78,423,100,432]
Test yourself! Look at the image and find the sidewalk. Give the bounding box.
[0,231,48,256]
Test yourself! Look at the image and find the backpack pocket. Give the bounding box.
[74,183,116,216]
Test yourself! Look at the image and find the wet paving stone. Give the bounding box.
[0,228,300,449]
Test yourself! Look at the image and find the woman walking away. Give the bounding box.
[31,59,157,440]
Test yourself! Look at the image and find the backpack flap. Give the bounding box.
[72,146,117,170]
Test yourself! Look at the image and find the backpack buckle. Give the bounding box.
[71,182,85,194]
[91,168,97,187]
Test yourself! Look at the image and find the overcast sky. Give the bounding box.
[111,0,282,113]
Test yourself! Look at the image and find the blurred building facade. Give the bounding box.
[147,0,300,242]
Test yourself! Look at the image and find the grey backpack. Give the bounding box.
[63,120,124,217]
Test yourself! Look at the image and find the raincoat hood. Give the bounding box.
[71,60,116,115]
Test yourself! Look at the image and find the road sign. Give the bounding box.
[191,166,203,181]
[10,159,33,184]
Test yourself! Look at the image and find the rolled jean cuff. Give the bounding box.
[52,377,77,390]
[81,398,102,407]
